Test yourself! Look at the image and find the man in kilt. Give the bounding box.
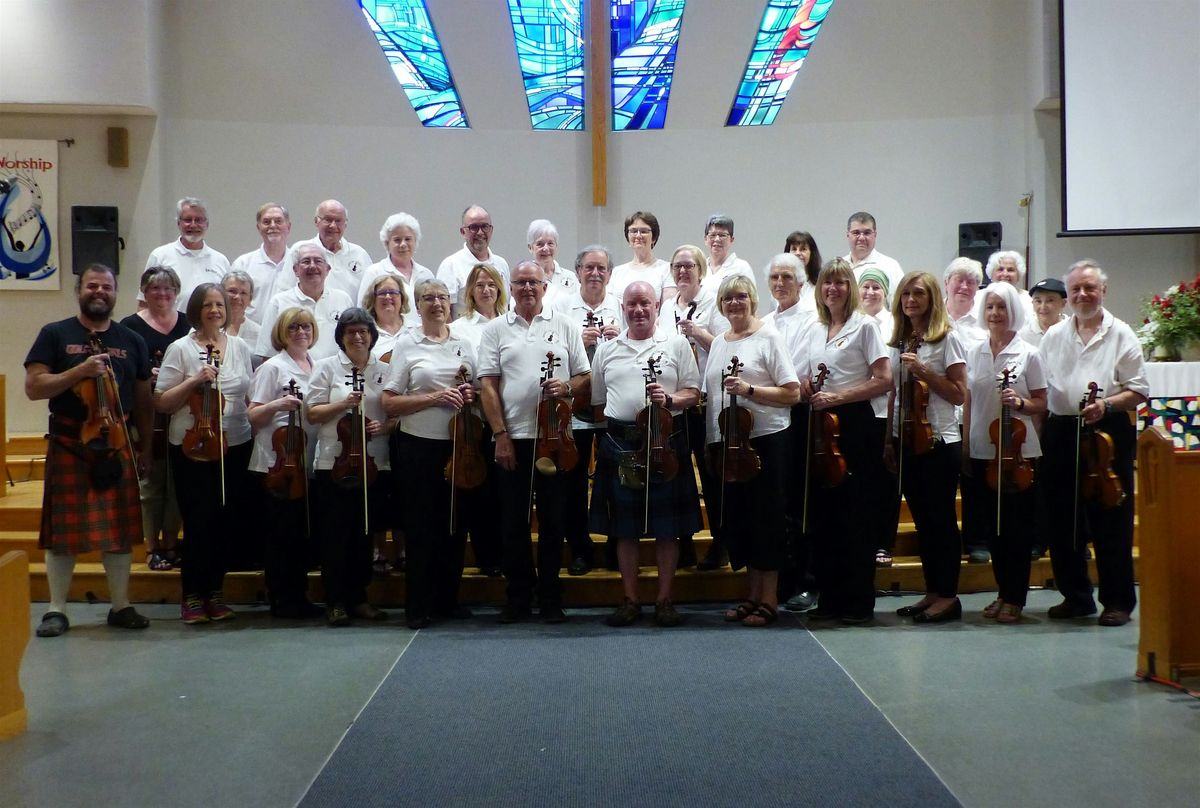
[24,264,154,637]
[589,281,702,627]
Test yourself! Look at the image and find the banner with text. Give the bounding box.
[0,139,60,290]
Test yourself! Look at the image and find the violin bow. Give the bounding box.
[996,369,1007,537]
[213,346,226,507]
[354,368,369,537]
[642,357,661,535]
[1072,385,1087,552]
[449,365,467,535]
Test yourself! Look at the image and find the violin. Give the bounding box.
[265,379,308,500]
[533,351,578,475]
[445,365,487,489]
[898,335,934,456]
[181,344,228,463]
[809,363,847,487]
[985,367,1034,493]
[75,332,129,454]
[573,311,599,420]
[331,367,378,489]
[633,355,679,485]
[706,355,761,484]
[1078,382,1125,508]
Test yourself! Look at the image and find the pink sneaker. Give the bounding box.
[204,591,235,621]
[181,594,209,624]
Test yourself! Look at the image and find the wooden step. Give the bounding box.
[5,434,47,456]
[5,456,45,482]
[0,531,147,564]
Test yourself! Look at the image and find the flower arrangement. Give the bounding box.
[1141,272,1200,359]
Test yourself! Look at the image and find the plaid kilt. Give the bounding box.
[589,419,702,539]
[40,435,141,555]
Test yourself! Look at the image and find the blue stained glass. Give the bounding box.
[359,0,469,128]
[727,0,835,127]
[507,0,585,131]
[610,0,686,131]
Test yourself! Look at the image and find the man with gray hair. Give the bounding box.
[438,205,510,318]
[280,199,373,303]
[254,243,354,361]
[144,197,230,311]
[229,202,292,323]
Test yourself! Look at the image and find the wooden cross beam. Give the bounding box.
[587,0,608,207]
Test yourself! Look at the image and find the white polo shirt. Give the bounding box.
[610,258,674,302]
[449,310,497,350]
[157,333,255,447]
[704,326,799,443]
[965,335,1046,459]
[700,253,755,298]
[797,310,889,395]
[846,249,905,298]
[1039,309,1149,416]
[229,245,290,324]
[383,330,478,441]
[591,329,700,422]
[144,239,231,311]
[1017,312,1068,348]
[437,245,510,310]
[867,309,896,417]
[355,258,436,309]
[248,350,318,474]
[542,261,579,311]
[552,290,626,333]
[307,351,392,471]
[658,289,728,389]
[476,308,589,440]
[279,236,374,304]
[254,285,355,361]
[890,330,967,443]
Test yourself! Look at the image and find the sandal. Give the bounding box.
[723,601,757,622]
[996,603,1023,624]
[148,553,173,572]
[742,603,779,627]
[982,598,1004,619]
[875,549,893,567]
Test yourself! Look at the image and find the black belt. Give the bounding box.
[607,415,683,442]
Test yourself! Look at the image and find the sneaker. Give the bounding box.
[204,591,235,621]
[327,604,351,627]
[605,598,642,627]
[785,591,818,611]
[107,606,150,629]
[36,611,69,638]
[181,596,209,625]
[875,549,893,567]
[654,599,681,627]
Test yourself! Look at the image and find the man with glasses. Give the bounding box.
[842,211,904,296]
[478,261,589,624]
[144,197,230,312]
[699,214,754,299]
[439,205,511,318]
[281,199,373,303]
[254,244,353,361]
[229,203,292,324]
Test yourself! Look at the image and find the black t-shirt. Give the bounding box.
[25,316,151,421]
[120,311,190,370]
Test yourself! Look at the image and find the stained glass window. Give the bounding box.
[610,0,686,131]
[359,0,468,128]
[507,0,585,131]
[727,0,835,127]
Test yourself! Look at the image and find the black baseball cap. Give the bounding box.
[1029,278,1067,298]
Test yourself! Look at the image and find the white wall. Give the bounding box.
[3,0,1196,432]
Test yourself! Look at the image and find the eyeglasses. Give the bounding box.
[512,279,545,288]
[318,216,346,226]
[179,217,208,225]
[721,293,751,302]
[374,289,402,297]
[287,322,314,332]
[627,227,653,236]
[420,294,450,303]
[580,265,609,275]
[849,229,875,238]
[464,223,493,234]
[343,327,371,339]
[705,232,732,241]
[671,262,698,271]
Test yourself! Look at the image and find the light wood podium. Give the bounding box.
[1135,426,1200,684]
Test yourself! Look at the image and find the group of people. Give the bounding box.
[24,200,1148,636]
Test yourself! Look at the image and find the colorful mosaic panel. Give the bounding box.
[610,0,686,131]
[727,0,835,127]
[359,0,469,128]
[507,0,585,131]
[1138,397,1200,450]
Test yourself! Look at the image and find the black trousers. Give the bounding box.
[866,416,900,552]
[810,400,878,619]
[959,426,989,554]
[171,441,252,597]
[395,433,468,619]
[464,429,503,570]
[902,440,963,598]
[314,470,388,610]
[1041,413,1137,612]
[705,430,791,572]
[563,427,601,560]
[495,438,568,610]
[970,459,1035,605]
[251,471,315,607]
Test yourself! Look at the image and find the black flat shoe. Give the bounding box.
[896,600,932,617]
[913,599,962,624]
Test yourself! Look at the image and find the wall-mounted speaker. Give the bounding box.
[71,206,120,275]
[107,127,129,168]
